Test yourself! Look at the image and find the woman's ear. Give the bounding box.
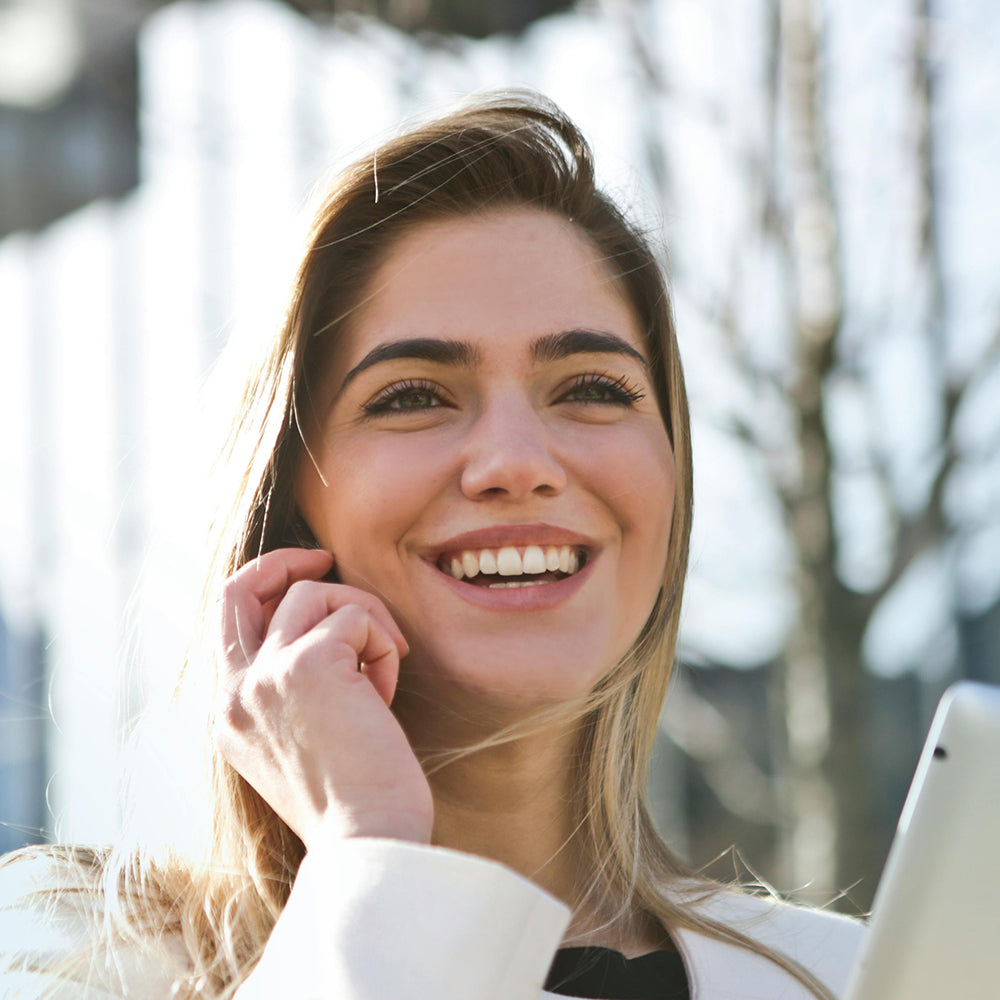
[285,511,340,583]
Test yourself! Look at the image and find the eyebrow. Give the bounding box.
[338,328,648,393]
[531,329,648,368]
[339,338,482,391]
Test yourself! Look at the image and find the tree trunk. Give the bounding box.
[776,0,847,898]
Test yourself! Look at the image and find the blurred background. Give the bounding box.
[1,0,998,915]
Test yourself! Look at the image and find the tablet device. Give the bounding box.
[845,681,1000,1000]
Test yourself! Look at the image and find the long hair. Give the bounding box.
[3,91,834,999]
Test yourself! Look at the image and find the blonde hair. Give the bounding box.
[3,91,834,999]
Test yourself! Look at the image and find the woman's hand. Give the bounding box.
[214,547,433,849]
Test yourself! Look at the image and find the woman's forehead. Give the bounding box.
[330,208,644,377]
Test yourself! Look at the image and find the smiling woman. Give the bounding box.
[0,92,864,1000]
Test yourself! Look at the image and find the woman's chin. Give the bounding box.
[393,648,605,728]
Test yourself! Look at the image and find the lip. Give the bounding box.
[418,545,598,612]
[420,523,598,559]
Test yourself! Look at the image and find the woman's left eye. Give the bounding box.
[363,379,448,415]
[560,373,646,406]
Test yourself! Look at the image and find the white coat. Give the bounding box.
[0,838,866,999]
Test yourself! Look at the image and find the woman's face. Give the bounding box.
[297,208,675,710]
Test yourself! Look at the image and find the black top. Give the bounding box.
[544,946,690,1000]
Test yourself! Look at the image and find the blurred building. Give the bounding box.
[0,0,666,851]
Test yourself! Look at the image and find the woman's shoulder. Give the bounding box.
[670,881,867,998]
[688,882,866,938]
[0,844,183,999]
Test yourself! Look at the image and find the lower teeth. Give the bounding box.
[487,579,550,589]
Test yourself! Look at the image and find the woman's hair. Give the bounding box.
[2,91,834,999]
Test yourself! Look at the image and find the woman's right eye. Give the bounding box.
[362,379,450,416]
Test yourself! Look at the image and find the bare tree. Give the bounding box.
[619,0,1000,907]
[773,0,1000,899]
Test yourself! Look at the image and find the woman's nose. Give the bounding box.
[459,392,568,501]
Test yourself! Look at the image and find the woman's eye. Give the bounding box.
[363,380,448,415]
[561,374,645,406]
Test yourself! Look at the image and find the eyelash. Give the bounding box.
[562,372,646,406]
[362,379,449,415]
[362,373,645,416]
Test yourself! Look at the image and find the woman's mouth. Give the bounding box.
[435,545,589,588]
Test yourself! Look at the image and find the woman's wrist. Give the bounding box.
[307,806,434,849]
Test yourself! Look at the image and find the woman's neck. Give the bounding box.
[425,723,584,905]
[430,743,669,957]
[393,686,666,955]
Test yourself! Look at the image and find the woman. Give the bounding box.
[0,92,864,999]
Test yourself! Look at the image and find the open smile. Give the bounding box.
[419,524,599,609]
[434,544,589,588]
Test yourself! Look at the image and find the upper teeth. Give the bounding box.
[443,545,582,581]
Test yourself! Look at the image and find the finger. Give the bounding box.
[351,612,402,708]
[230,547,335,604]
[219,548,334,668]
[260,595,282,635]
[358,645,401,708]
[324,584,409,656]
[266,582,408,658]
[300,606,401,707]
